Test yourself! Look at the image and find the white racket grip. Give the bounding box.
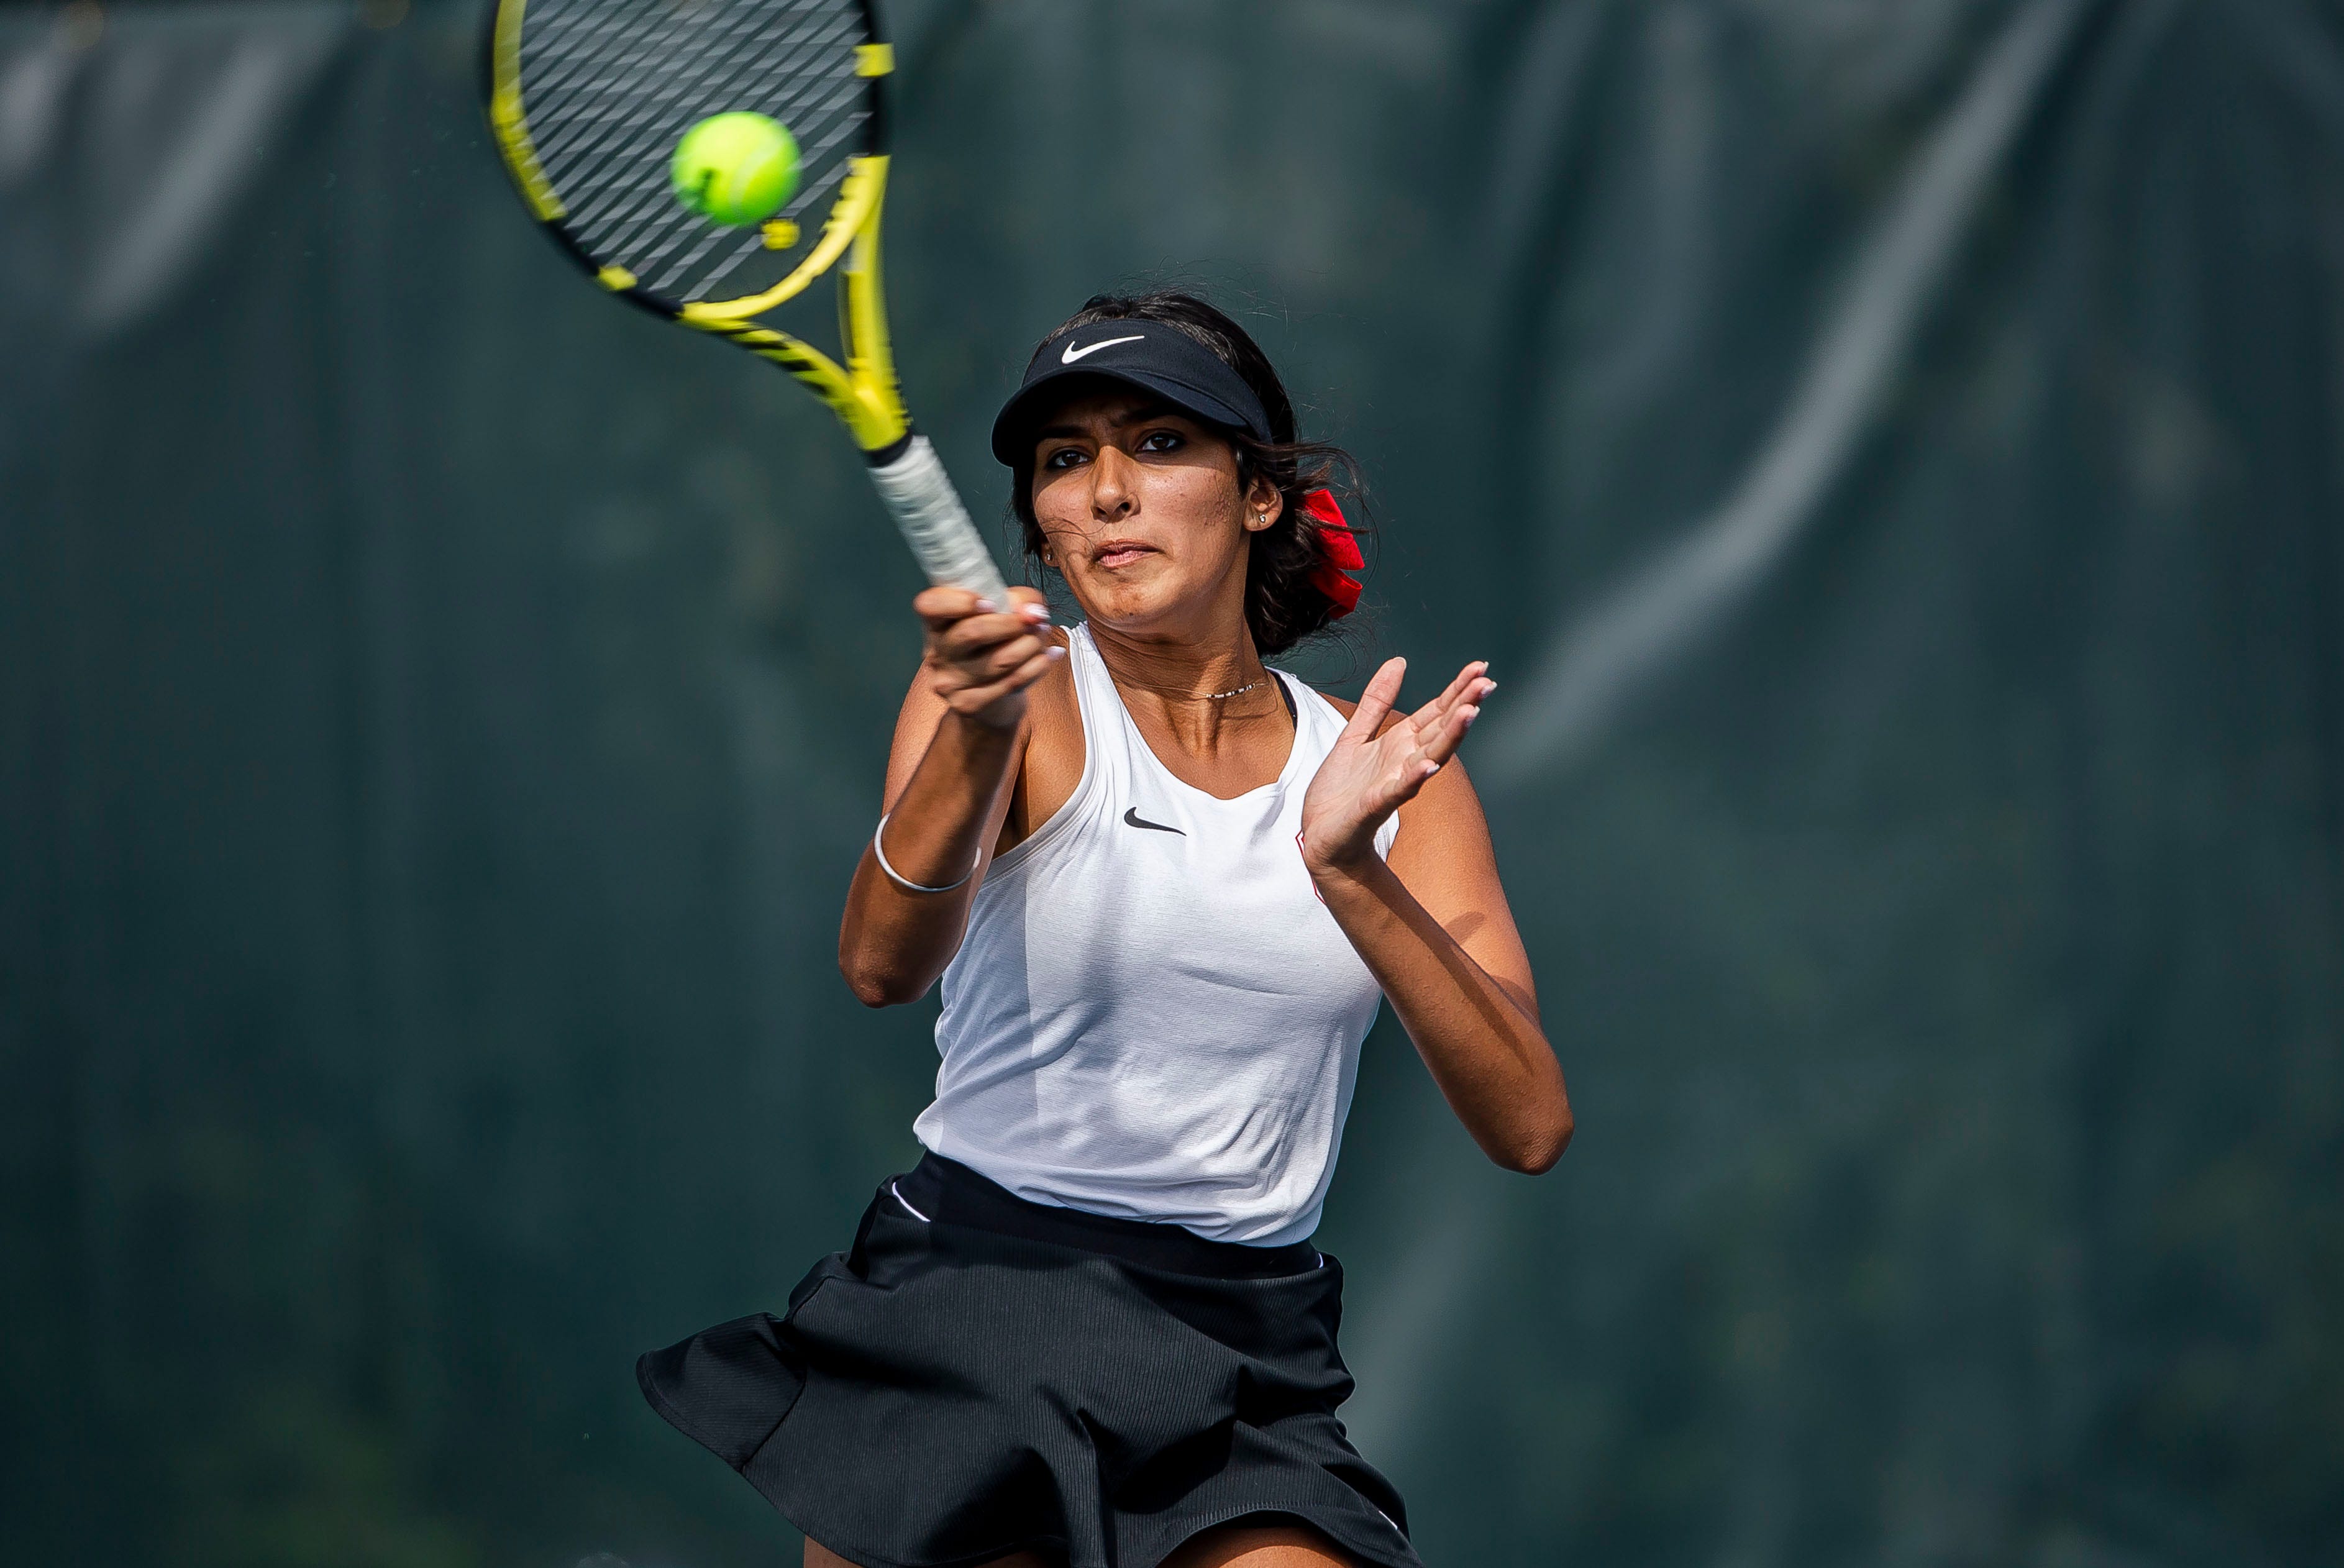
[867,435,1010,604]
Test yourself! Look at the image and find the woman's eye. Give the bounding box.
[1041,447,1087,470]
[1137,429,1184,454]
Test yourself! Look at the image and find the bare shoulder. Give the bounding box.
[1023,624,1082,747]
[1007,624,1085,844]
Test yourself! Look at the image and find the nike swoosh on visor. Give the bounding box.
[1062,335,1144,363]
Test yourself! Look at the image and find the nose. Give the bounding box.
[1088,444,1138,521]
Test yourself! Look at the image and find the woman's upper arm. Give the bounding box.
[882,624,1074,813]
[1386,757,1539,1016]
[882,660,954,811]
[878,652,1059,863]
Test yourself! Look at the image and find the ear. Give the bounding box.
[1243,476,1284,532]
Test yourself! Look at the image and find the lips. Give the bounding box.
[1090,539,1157,570]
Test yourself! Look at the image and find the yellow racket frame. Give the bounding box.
[488,2,911,452]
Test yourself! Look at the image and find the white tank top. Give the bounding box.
[913,623,1396,1246]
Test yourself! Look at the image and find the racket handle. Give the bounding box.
[867,434,1011,604]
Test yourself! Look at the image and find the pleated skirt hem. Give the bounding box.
[637,1157,1420,1568]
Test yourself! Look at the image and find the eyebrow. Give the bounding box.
[1033,402,1182,442]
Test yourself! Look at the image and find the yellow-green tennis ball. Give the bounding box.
[670,112,801,227]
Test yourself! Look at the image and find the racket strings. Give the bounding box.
[531,0,859,275]
[516,0,872,303]
[532,9,772,183]
[589,22,865,283]
[526,0,847,179]
[532,0,836,197]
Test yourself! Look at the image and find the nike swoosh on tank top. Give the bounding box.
[914,623,1398,1246]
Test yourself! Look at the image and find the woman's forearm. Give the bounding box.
[837,703,1022,1006]
[1310,855,1571,1172]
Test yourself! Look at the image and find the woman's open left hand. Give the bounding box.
[1298,657,1493,876]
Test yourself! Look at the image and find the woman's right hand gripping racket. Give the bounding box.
[485,0,1008,604]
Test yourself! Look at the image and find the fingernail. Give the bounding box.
[1046,646,1067,661]
[975,598,1000,613]
[1023,604,1052,622]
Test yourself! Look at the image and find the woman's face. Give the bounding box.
[1029,387,1279,634]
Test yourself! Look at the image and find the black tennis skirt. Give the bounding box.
[637,1153,1419,1568]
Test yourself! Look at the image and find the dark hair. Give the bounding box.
[1008,290,1366,657]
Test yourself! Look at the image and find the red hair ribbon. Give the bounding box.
[1300,488,1363,617]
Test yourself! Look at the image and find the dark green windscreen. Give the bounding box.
[4,2,2342,1565]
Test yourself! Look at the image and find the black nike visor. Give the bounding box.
[990,324,1272,467]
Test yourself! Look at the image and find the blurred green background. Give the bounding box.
[6,1,2343,1564]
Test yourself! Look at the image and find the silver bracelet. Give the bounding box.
[872,812,979,894]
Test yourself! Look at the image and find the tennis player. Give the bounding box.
[641,291,1571,1568]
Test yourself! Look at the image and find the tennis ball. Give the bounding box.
[670,112,801,227]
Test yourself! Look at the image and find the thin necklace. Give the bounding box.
[1103,668,1268,701]
[1094,645,1267,701]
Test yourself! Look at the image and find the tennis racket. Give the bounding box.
[483,0,1009,604]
